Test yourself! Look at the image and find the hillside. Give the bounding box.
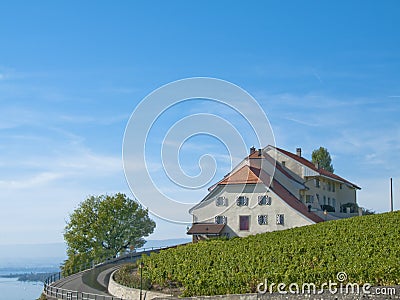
[138,211,400,296]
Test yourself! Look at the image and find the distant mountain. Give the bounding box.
[0,243,66,268]
[0,238,191,268]
[143,238,191,249]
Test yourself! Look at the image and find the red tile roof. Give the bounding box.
[214,162,323,223]
[218,165,262,185]
[187,223,225,235]
[269,176,324,223]
[248,152,304,186]
[273,147,360,189]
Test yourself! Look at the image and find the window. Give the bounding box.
[281,161,286,167]
[306,195,314,203]
[236,196,249,206]
[258,195,271,205]
[332,198,336,208]
[216,196,227,206]
[332,183,336,192]
[215,215,227,224]
[316,194,320,203]
[276,214,284,225]
[258,215,268,225]
[340,184,343,189]
[328,197,331,206]
[239,216,250,230]
[323,196,327,205]
[315,179,320,188]
[327,182,331,192]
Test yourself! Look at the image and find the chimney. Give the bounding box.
[250,146,256,155]
[258,148,262,156]
[296,148,302,157]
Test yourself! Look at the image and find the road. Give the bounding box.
[45,249,164,299]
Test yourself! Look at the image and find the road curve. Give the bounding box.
[44,246,185,299]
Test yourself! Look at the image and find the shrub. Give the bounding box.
[114,263,152,290]
[320,204,335,212]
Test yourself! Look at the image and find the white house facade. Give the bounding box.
[187,146,361,242]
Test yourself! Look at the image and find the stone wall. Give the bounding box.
[108,270,168,300]
[153,288,399,300]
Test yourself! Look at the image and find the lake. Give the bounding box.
[0,277,43,300]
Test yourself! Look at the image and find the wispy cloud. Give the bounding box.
[0,172,64,189]
[283,116,320,127]
[59,113,129,125]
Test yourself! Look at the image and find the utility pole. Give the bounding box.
[390,178,394,212]
[140,261,144,300]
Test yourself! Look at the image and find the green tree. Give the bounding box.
[62,193,155,275]
[311,147,334,173]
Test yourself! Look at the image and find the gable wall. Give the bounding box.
[191,183,314,237]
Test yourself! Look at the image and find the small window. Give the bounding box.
[281,161,286,167]
[239,216,250,231]
[276,214,284,225]
[316,194,320,203]
[323,196,327,205]
[258,195,271,205]
[340,184,343,189]
[258,215,268,225]
[332,198,336,208]
[332,183,336,192]
[216,196,227,206]
[327,182,331,192]
[236,196,249,206]
[215,216,227,224]
[315,179,320,188]
[306,195,314,203]
[328,197,331,206]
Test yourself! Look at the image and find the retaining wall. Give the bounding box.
[153,288,399,300]
[108,270,168,300]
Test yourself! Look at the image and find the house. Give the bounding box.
[187,145,361,242]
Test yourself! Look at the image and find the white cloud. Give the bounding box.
[0,172,64,190]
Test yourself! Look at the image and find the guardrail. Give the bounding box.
[43,245,186,300]
[44,285,123,300]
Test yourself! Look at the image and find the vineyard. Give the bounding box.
[130,212,400,296]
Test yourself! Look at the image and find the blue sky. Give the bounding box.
[0,1,399,245]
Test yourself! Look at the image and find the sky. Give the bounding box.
[0,1,399,245]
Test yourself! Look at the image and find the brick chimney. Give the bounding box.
[258,148,262,156]
[296,148,302,157]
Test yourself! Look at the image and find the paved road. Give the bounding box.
[51,269,110,295]
[97,265,121,289]
[45,248,168,299]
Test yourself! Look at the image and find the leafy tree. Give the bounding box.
[361,207,375,215]
[62,193,155,275]
[311,146,334,173]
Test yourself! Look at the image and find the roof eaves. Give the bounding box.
[273,146,360,190]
